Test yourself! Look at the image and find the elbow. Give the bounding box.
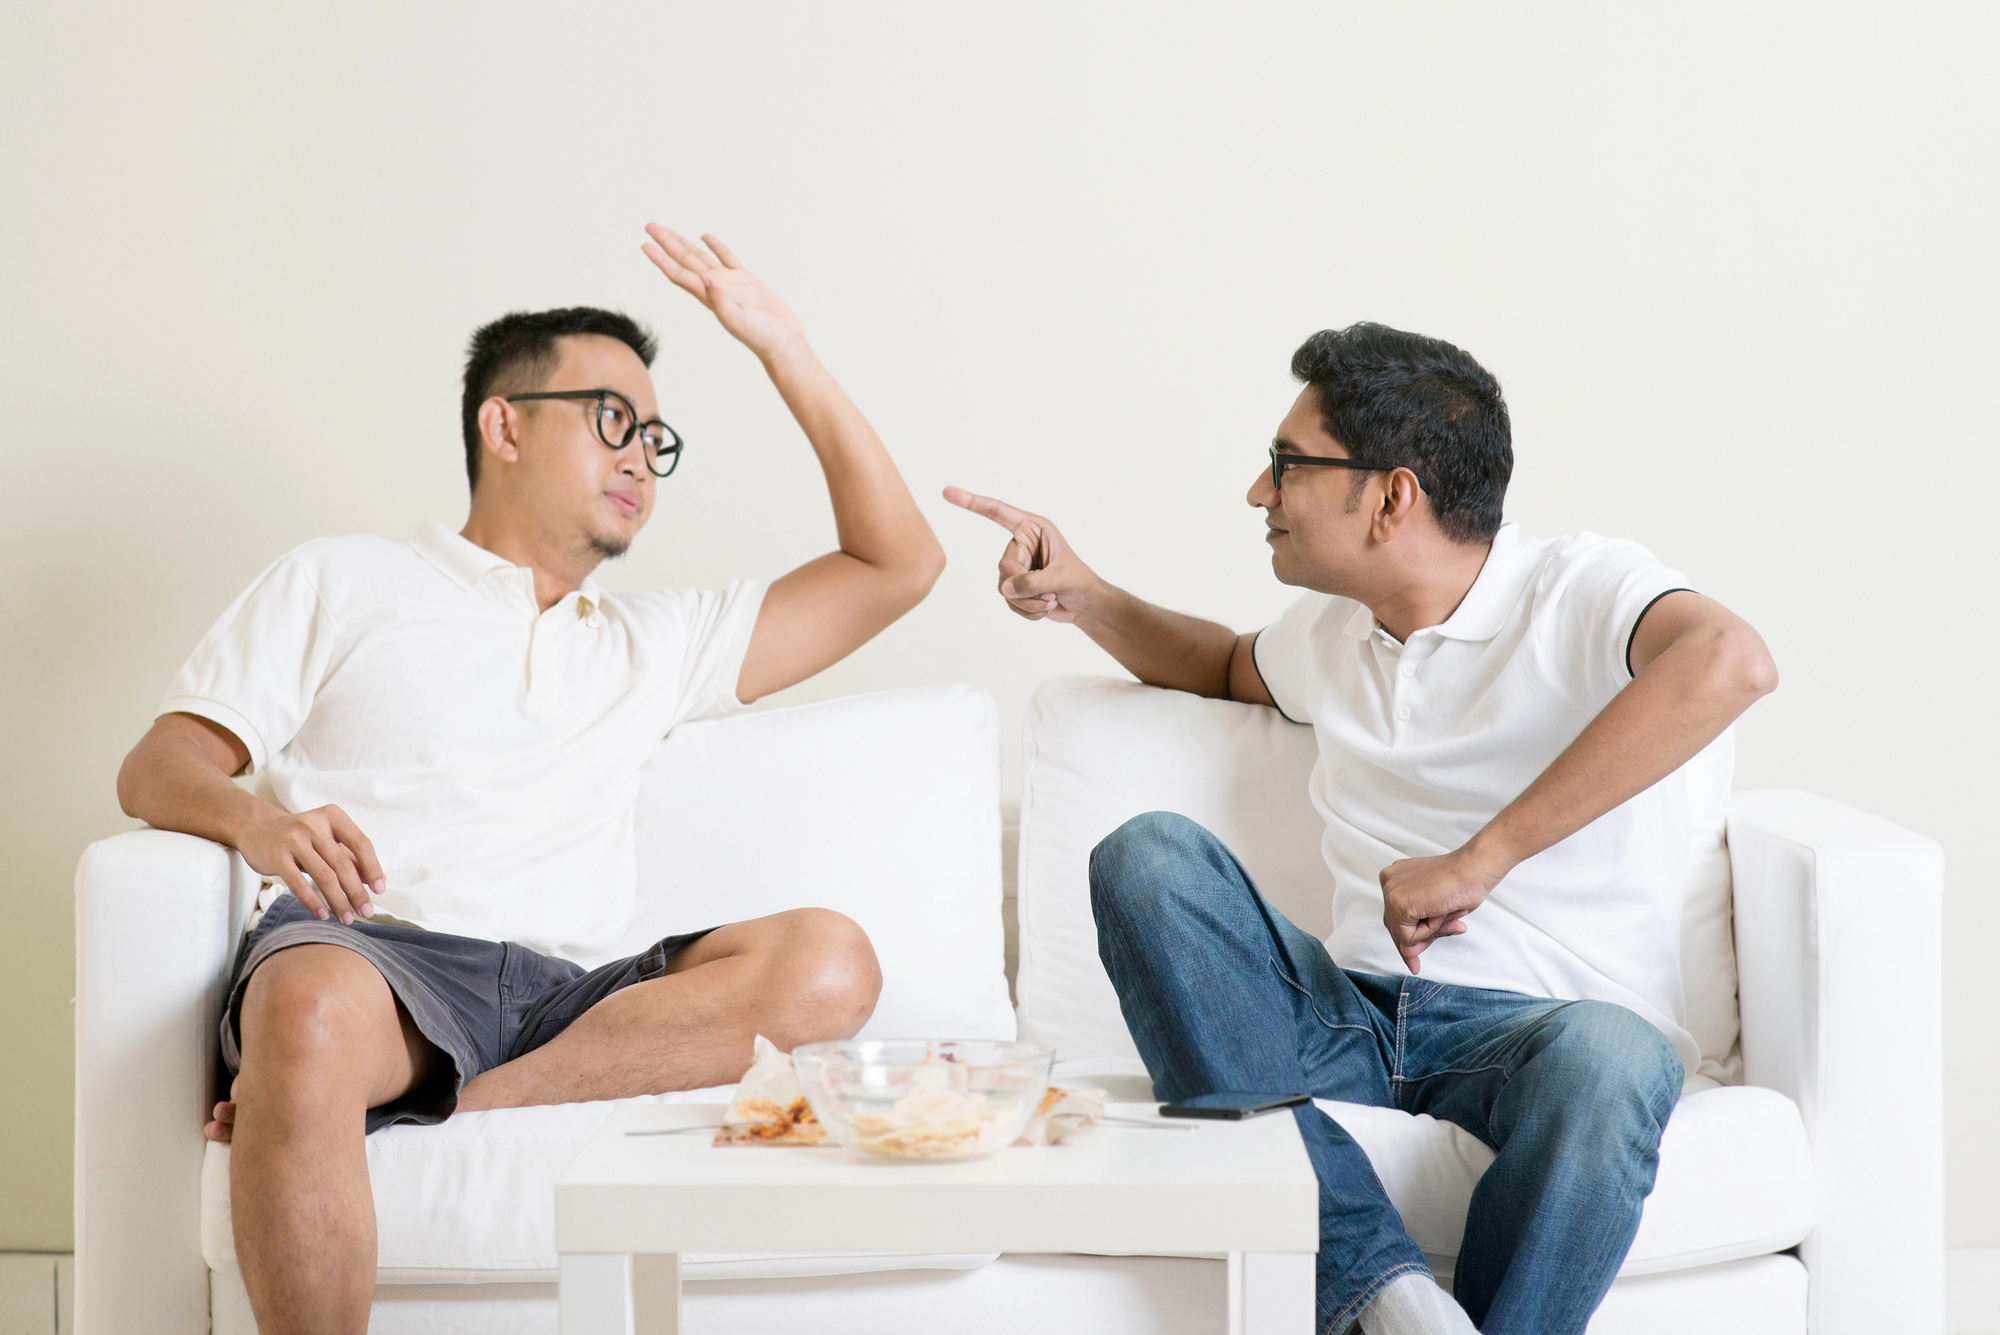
[1745,648,1779,700]
[917,538,947,595]
[894,538,947,610]
[1719,630,1779,705]
[114,749,143,820]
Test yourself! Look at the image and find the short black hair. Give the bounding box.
[461,307,658,492]
[1289,323,1512,544]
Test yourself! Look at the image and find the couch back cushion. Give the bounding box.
[1016,676,1740,1082]
[622,684,1015,1042]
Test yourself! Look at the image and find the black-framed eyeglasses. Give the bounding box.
[506,389,684,478]
[1268,443,1392,492]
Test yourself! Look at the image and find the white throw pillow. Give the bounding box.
[1015,676,1740,1083]
[624,684,1016,1043]
[1016,677,1334,1063]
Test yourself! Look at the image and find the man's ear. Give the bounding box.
[477,397,520,470]
[1372,467,1427,541]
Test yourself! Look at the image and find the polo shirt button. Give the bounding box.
[1396,705,1411,721]
[1400,664,1415,678]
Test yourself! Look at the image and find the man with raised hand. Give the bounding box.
[116,227,945,1335]
[947,322,1777,1335]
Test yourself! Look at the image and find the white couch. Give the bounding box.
[73,679,1944,1333]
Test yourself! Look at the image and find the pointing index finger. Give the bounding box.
[943,486,1034,533]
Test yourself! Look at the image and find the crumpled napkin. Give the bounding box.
[1015,1084,1107,1145]
[713,1035,826,1146]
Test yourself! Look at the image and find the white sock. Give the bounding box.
[1355,1271,1479,1335]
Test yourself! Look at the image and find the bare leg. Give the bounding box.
[223,945,437,1335]
[459,907,880,1110]
[199,906,877,1334]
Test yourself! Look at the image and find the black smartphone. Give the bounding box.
[1158,1092,1311,1121]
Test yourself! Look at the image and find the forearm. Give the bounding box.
[1465,628,1774,875]
[117,727,276,849]
[733,343,946,702]
[762,343,942,588]
[1072,584,1241,698]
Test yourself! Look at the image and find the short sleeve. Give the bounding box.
[623,579,769,732]
[1251,591,1333,725]
[1541,535,1692,707]
[158,556,341,773]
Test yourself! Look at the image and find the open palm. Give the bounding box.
[642,225,805,361]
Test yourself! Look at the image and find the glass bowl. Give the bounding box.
[791,1039,1055,1162]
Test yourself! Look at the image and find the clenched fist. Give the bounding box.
[1378,847,1508,974]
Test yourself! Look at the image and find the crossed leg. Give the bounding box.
[211,908,881,1335]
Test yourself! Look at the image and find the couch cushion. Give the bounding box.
[1016,678,1335,1066]
[200,1091,999,1283]
[624,684,1015,1043]
[1334,1083,1813,1276]
[1056,1060,1811,1278]
[1015,676,1740,1083]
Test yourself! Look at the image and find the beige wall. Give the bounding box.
[2,2,1994,1250]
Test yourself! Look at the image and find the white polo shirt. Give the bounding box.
[1253,523,1724,1073]
[161,519,766,963]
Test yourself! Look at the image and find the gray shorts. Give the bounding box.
[220,893,717,1133]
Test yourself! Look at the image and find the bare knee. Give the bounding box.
[236,947,411,1109]
[755,908,882,1047]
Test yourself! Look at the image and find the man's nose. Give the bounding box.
[1246,463,1279,509]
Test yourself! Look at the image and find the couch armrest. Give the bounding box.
[1727,789,1943,1335]
[74,830,260,1335]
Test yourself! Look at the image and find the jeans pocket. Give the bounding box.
[1399,975,1447,1015]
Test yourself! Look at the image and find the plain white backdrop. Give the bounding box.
[1,2,1993,1260]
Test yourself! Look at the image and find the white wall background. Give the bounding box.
[1,2,1993,1253]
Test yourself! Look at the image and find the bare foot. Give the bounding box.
[205,1100,235,1143]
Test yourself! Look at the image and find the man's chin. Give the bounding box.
[1267,547,1302,588]
[584,525,634,562]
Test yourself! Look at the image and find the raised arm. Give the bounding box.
[942,487,1273,705]
[1378,590,1778,972]
[641,227,944,703]
[117,712,384,924]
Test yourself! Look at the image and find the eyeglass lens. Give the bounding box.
[592,393,682,478]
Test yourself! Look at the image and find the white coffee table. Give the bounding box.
[555,1101,1319,1334]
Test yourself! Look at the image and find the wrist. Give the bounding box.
[757,336,818,383]
[217,789,281,853]
[1458,826,1520,887]
[1065,573,1120,632]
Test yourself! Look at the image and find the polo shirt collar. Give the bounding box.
[1339,523,1528,643]
[1341,603,1377,641]
[1433,523,1527,641]
[412,519,513,591]
[412,520,610,626]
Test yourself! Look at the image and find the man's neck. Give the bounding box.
[1362,537,1494,644]
[459,510,598,613]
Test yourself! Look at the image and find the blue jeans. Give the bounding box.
[1090,813,1682,1335]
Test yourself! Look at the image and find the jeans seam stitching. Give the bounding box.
[1325,1261,1432,1335]
[1402,982,1444,1015]
[1268,955,1372,1036]
[1403,1062,1514,1081]
[1394,986,1408,1083]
